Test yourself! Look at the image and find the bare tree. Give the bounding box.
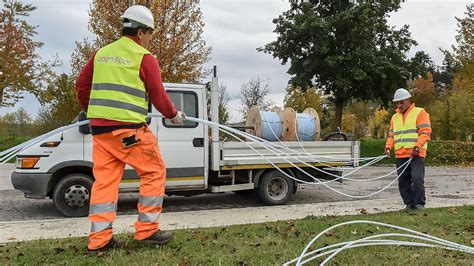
[206,84,231,124]
[239,77,274,118]
[218,85,231,124]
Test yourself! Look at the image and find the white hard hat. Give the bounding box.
[121,5,154,30]
[392,88,411,102]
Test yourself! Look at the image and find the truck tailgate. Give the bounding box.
[220,141,359,169]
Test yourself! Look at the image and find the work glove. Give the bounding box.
[170,111,186,125]
[384,148,391,158]
[411,146,421,158]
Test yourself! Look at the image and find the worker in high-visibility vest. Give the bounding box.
[384,88,431,210]
[76,5,185,251]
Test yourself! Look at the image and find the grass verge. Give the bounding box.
[1,206,473,265]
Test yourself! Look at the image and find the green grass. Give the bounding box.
[1,206,473,265]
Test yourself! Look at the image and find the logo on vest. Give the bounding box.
[96,56,132,66]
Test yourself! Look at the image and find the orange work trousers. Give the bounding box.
[88,125,166,250]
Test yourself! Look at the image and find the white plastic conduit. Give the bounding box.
[286,220,474,265]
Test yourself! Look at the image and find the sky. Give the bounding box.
[0,0,471,122]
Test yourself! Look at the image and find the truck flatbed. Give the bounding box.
[220,141,359,170]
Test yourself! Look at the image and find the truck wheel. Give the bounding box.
[257,170,294,205]
[53,174,93,217]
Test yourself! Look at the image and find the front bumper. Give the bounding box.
[11,172,53,199]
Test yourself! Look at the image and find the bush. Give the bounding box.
[0,136,32,152]
[360,138,474,166]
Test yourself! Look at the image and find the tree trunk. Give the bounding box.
[334,100,343,132]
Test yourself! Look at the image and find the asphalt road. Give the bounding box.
[0,164,473,222]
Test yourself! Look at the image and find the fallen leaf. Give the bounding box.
[7,237,16,241]
[448,207,458,214]
[286,226,296,233]
[412,253,420,258]
[324,231,334,237]
[464,225,474,233]
[470,239,474,246]
[97,252,105,257]
[359,208,368,215]
[181,257,190,266]
[195,235,209,241]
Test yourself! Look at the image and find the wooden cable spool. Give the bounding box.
[279,107,297,141]
[245,106,262,137]
[270,106,282,113]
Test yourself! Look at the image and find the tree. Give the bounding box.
[431,4,474,141]
[410,73,436,107]
[35,74,81,131]
[432,50,460,96]
[71,0,211,83]
[218,85,230,124]
[368,108,389,139]
[260,0,431,130]
[284,85,323,114]
[0,107,33,136]
[345,100,376,139]
[0,1,59,107]
[239,77,274,118]
[452,4,473,66]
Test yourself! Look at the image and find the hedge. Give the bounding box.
[360,138,474,166]
[0,136,32,152]
[1,136,473,166]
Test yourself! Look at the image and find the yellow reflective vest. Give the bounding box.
[87,37,150,123]
[392,107,428,150]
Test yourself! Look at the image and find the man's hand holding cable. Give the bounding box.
[384,148,391,158]
[170,111,186,125]
[411,146,421,158]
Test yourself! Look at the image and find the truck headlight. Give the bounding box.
[17,157,40,169]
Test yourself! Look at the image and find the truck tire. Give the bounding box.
[53,174,93,217]
[257,170,294,205]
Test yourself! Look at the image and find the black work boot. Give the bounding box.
[138,231,173,245]
[88,238,123,252]
[414,204,425,210]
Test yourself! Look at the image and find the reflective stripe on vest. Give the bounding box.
[392,107,428,150]
[87,37,150,123]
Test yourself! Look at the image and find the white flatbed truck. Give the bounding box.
[11,68,360,217]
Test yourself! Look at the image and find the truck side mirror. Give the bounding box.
[78,111,91,135]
